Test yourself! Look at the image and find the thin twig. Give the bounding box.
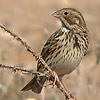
[0,64,39,75]
[0,24,52,73]
[0,63,71,99]
[0,24,76,100]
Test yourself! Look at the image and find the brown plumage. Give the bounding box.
[21,8,89,93]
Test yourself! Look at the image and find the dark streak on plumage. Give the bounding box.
[64,41,68,47]
[57,45,63,50]
[54,50,61,58]
[73,35,80,50]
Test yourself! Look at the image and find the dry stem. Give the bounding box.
[0,64,39,75]
[0,24,76,100]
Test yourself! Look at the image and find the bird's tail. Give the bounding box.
[21,75,46,94]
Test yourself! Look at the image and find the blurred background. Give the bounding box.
[0,0,100,100]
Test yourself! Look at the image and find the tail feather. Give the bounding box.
[21,75,46,94]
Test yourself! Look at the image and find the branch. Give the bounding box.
[0,64,39,75]
[0,24,76,100]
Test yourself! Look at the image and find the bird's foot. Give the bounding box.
[52,71,60,88]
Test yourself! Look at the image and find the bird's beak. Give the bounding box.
[52,11,60,18]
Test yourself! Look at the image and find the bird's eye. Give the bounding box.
[64,12,69,15]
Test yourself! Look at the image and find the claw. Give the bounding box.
[52,71,60,88]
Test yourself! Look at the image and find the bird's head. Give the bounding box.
[52,8,86,29]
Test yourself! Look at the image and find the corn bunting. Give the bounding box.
[21,8,89,94]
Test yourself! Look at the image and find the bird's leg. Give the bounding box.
[48,71,77,100]
[43,70,60,88]
[43,71,60,88]
[52,71,77,100]
[52,71,60,88]
[51,72,71,99]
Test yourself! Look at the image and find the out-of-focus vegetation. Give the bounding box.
[0,0,100,100]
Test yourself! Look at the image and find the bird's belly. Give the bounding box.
[48,49,83,77]
[52,59,81,77]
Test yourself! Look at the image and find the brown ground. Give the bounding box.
[0,0,100,100]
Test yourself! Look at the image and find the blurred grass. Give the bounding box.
[1,50,6,63]
[0,0,100,100]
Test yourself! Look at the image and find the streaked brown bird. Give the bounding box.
[21,8,89,93]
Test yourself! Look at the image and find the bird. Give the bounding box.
[21,8,89,94]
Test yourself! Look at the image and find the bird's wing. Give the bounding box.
[37,29,63,72]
